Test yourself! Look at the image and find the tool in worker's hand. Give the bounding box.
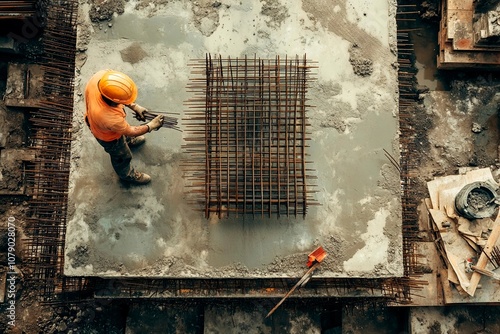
[266,246,327,318]
[134,110,181,132]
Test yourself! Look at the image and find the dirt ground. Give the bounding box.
[3,0,500,333]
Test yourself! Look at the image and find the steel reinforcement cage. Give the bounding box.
[21,0,425,303]
[183,54,318,219]
[22,0,83,296]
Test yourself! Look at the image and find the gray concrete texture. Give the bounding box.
[124,302,322,334]
[65,0,402,278]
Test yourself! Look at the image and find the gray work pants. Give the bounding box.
[96,136,136,180]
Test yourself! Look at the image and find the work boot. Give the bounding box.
[125,171,151,185]
[127,135,146,148]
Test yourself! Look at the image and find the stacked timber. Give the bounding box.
[438,0,500,68]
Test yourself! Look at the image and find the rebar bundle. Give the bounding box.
[183,54,317,219]
[135,110,181,132]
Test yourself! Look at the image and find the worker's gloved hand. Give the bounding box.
[147,115,164,132]
[129,103,147,122]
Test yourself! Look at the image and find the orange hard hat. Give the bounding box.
[98,70,138,105]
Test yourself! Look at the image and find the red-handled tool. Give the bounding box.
[266,246,327,318]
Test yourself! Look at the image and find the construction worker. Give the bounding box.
[84,69,164,185]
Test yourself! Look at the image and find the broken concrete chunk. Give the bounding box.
[472,122,483,133]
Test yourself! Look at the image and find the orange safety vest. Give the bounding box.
[84,70,131,142]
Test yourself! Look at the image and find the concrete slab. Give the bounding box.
[65,0,402,278]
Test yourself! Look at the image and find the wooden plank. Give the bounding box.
[428,209,454,231]
[472,266,500,280]
[427,175,460,210]
[409,242,444,306]
[447,0,473,11]
[448,266,459,284]
[438,186,461,218]
[428,208,475,295]
[441,268,455,304]
[447,252,472,296]
[448,9,473,48]
[424,198,433,210]
[442,42,500,67]
[466,217,500,296]
[418,200,432,240]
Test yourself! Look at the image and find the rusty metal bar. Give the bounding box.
[243,55,248,215]
[259,59,265,216]
[491,246,500,268]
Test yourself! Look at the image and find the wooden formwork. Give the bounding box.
[438,0,500,69]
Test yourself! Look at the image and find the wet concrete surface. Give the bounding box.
[65,0,402,278]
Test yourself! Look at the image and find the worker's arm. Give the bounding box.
[126,102,147,121]
[123,124,150,137]
[122,114,164,137]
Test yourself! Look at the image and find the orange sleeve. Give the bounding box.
[107,116,131,134]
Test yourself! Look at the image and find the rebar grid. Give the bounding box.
[184,54,318,218]
[22,0,83,298]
